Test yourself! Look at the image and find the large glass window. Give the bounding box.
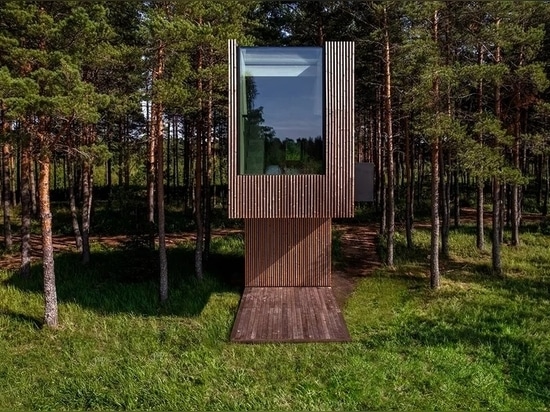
[238,47,324,175]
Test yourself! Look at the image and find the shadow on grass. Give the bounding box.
[441,241,550,302]
[355,271,550,402]
[0,310,43,329]
[389,302,550,402]
[4,241,245,321]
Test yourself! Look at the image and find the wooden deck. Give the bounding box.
[230,287,351,343]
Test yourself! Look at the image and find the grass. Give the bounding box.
[1,224,550,410]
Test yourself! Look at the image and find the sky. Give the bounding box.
[252,75,323,140]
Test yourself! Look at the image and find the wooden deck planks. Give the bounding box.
[230,287,351,343]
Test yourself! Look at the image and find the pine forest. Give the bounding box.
[1,2,550,410]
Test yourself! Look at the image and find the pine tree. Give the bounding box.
[0,2,108,326]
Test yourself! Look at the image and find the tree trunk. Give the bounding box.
[2,142,13,249]
[405,115,414,249]
[430,9,441,289]
[476,179,484,250]
[492,20,503,273]
[440,149,450,259]
[147,86,156,249]
[166,118,171,204]
[492,177,502,276]
[203,72,214,263]
[431,135,441,289]
[383,6,395,267]
[31,158,37,216]
[124,117,130,187]
[376,87,384,216]
[183,121,192,213]
[536,154,542,210]
[117,121,123,187]
[68,158,83,252]
[510,176,521,246]
[511,114,521,246]
[174,116,179,189]
[453,169,460,228]
[20,137,32,277]
[195,47,204,280]
[39,149,58,327]
[476,44,484,249]
[155,101,168,303]
[543,154,549,216]
[81,158,92,264]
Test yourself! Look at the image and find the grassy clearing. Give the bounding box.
[1,227,549,410]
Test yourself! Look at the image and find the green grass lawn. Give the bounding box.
[1,227,549,410]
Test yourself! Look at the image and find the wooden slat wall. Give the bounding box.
[326,41,355,217]
[228,41,354,219]
[228,39,238,200]
[245,218,331,287]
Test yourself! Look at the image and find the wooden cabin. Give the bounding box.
[228,41,356,342]
[228,40,354,288]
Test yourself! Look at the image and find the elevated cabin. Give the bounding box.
[228,40,355,288]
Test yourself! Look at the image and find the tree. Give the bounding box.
[0,2,109,326]
[380,3,395,267]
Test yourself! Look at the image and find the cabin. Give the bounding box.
[228,40,362,342]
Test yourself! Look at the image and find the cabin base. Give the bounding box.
[244,218,331,287]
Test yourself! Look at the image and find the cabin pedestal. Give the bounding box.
[245,218,331,287]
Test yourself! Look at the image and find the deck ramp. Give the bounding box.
[230,287,351,343]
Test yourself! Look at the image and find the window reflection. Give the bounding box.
[239,47,324,175]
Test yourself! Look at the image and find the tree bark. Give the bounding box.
[405,115,414,249]
[440,149,450,259]
[183,120,192,213]
[492,18,503,273]
[492,177,502,276]
[476,44,485,249]
[81,158,93,264]
[430,9,441,289]
[431,135,441,289]
[80,125,95,264]
[67,158,83,253]
[2,142,13,249]
[203,62,214,263]
[147,84,156,249]
[376,86,384,220]
[20,137,32,277]
[148,10,168,297]
[543,154,549,216]
[476,179,484,250]
[383,6,395,267]
[195,47,204,280]
[39,148,58,327]
[511,103,521,246]
[453,169,460,228]
[155,100,168,303]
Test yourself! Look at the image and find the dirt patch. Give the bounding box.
[1,225,381,307]
[332,223,381,307]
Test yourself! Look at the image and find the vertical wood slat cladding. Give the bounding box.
[228,41,354,219]
[245,218,331,287]
[228,39,238,213]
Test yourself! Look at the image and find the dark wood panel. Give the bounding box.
[245,218,331,287]
[230,287,351,343]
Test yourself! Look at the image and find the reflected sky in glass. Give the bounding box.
[241,47,323,141]
[252,76,322,140]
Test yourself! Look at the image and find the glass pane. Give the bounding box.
[238,47,324,175]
